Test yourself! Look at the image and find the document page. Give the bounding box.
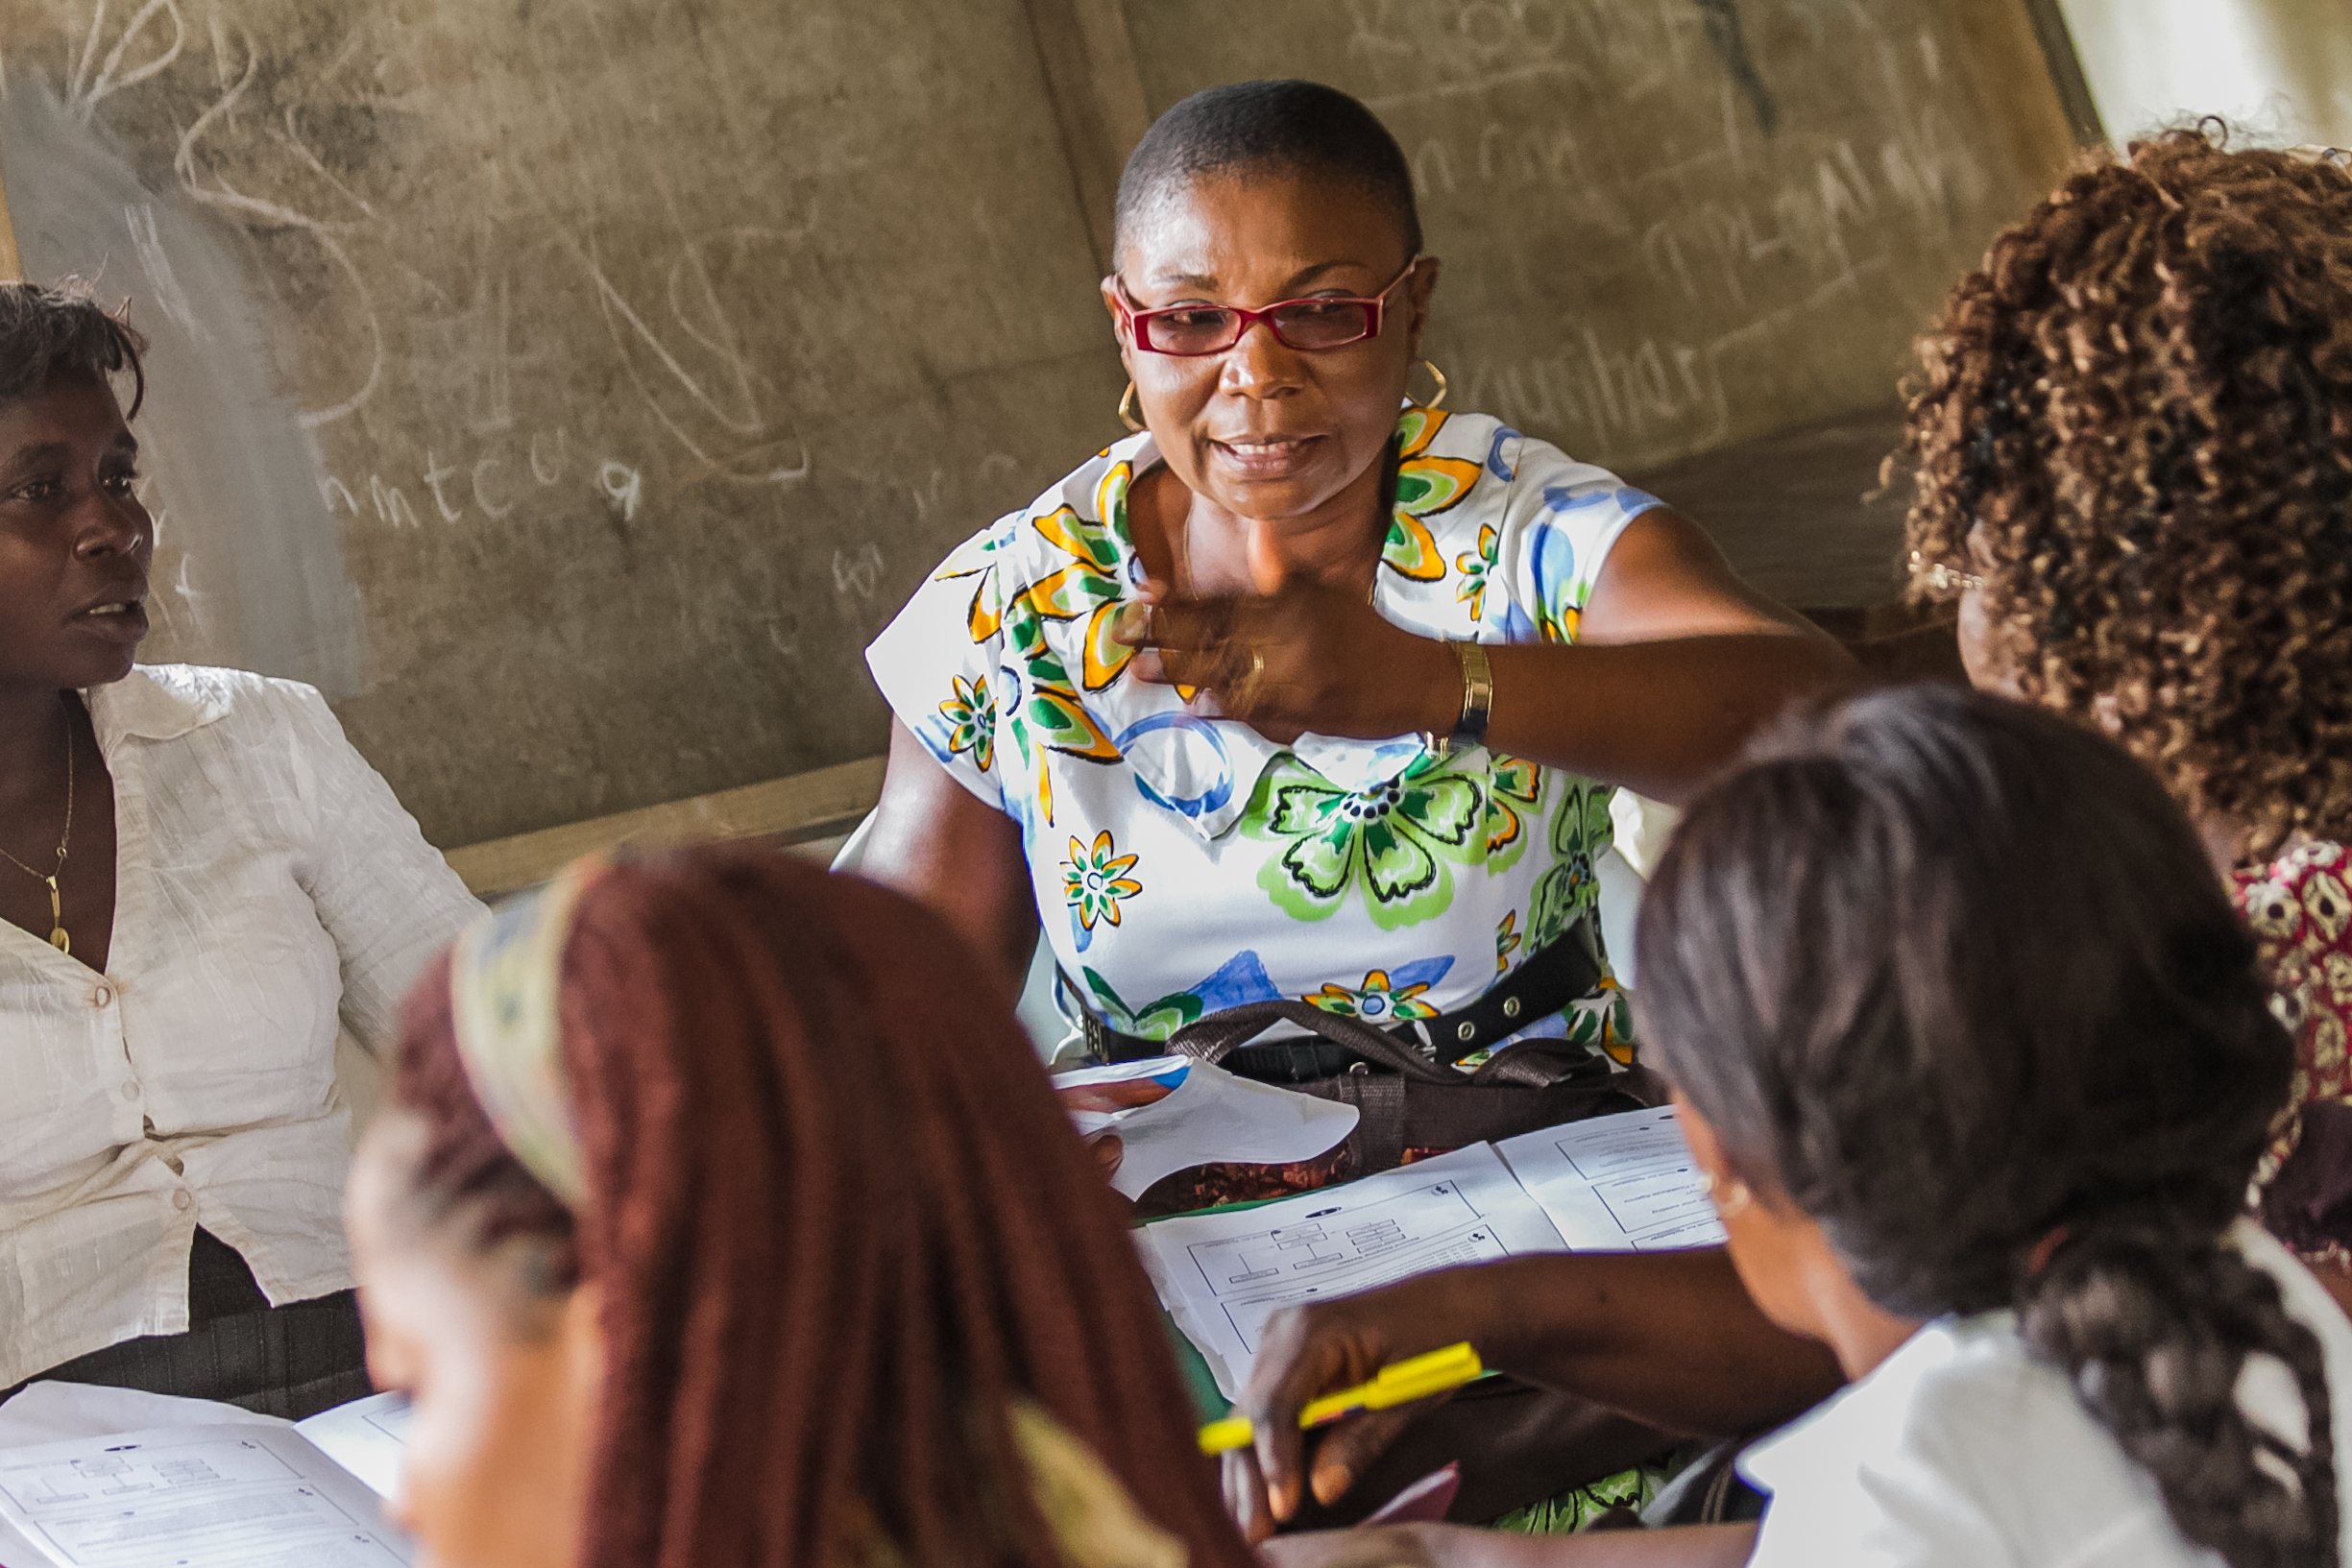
[0,1425,412,1568]
[296,1393,412,1502]
[1134,1144,1568,1397]
[1495,1106,1727,1252]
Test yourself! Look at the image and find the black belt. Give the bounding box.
[1077,916,1605,1079]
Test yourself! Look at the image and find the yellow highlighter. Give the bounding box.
[1197,1341,1484,1456]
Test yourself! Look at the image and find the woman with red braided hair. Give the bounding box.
[342,844,1258,1568]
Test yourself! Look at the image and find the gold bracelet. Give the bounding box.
[1424,641,1493,759]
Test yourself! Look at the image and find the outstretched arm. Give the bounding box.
[1133,510,1855,805]
[859,718,1040,1009]
[1224,1249,1840,1538]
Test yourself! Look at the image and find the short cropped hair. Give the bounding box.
[1112,80,1422,266]
[0,280,145,418]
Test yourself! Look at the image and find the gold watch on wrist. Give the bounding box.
[1423,640,1493,760]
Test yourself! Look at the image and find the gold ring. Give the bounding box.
[1229,648,1267,708]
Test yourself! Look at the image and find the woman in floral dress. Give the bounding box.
[861,82,1846,1079]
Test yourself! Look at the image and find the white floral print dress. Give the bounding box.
[866,407,1661,1050]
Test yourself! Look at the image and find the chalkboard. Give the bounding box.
[1117,0,2078,474]
[0,0,2076,851]
[0,0,1127,848]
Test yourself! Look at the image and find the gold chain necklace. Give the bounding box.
[1,695,76,954]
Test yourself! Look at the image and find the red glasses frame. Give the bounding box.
[1115,257,1421,356]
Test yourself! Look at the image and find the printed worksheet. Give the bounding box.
[1495,1106,1727,1252]
[296,1393,412,1502]
[0,1425,411,1568]
[1134,1143,1568,1396]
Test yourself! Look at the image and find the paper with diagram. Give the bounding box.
[295,1393,411,1502]
[1495,1106,1727,1252]
[1134,1143,1569,1397]
[0,1424,412,1568]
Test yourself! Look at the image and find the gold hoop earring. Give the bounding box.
[1118,380,1145,433]
[1418,360,1448,411]
[1697,1171,1752,1220]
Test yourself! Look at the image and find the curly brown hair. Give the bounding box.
[1902,127,2352,858]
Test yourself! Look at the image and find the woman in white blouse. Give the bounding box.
[0,282,479,1417]
[1270,688,2352,1568]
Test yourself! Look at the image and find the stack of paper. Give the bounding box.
[0,1425,407,1567]
[1496,1106,1728,1253]
[1134,1106,1724,1396]
[0,1386,412,1568]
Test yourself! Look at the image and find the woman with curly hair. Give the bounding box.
[1219,131,2352,1545]
[1903,127,2352,1282]
[346,845,1256,1568]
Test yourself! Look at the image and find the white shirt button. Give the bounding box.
[91,984,112,1008]
[119,1081,139,1101]
[171,1191,193,1212]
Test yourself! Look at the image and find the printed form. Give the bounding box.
[1135,1143,1569,1397]
[1495,1106,1727,1252]
[0,1425,411,1568]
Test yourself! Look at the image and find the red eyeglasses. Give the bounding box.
[1115,257,1421,356]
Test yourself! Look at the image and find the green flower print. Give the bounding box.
[1561,979,1636,1063]
[1495,909,1523,975]
[1529,782,1615,949]
[1080,969,1204,1041]
[1482,754,1542,874]
[1063,830,1143,933]
[936,675,994,773]
[1455,522,1498,621]
[1243,753,1484,929]
[1306,968,1441,1024]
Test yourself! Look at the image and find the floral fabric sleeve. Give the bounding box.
[864,515,1020,812]
[1479,432,1663,645]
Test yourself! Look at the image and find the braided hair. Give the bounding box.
[1638,686,2337,1568]
[388,845,1254,1568]
[1901,126,2352,859]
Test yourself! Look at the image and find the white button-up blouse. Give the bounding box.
[0,664,480,1387]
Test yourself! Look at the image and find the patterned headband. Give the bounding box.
[447,855,611,1208]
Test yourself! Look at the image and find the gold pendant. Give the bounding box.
[41,876,66,955]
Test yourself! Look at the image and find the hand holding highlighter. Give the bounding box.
[1196,1341,1484,1455]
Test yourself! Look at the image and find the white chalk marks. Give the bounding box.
[1330,0,2010,470]
[318,430,642,534]
[34,0,822,515]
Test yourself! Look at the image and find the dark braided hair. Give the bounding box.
[1638,685,2337,1568]
[1902,127,2352,858]
[1114,80,1422,265]
[0,279,146,416]
[388,845,1255,1568]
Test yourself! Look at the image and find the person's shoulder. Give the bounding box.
[2236,839,2351,954]
[105,663,337,738]
[930,435,1150,578]
[1747,1317,2191,1566]
[1413,410,1661,535]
